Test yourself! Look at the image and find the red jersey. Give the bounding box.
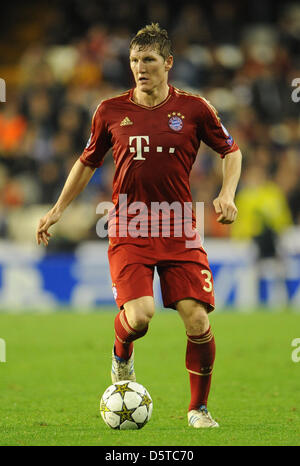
[80,85,239,242]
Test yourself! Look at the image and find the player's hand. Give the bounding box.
[213,195,238,224]
[36,209,61,246]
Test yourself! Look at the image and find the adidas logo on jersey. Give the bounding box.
[120,116,133,126]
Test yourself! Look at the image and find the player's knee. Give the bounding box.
[177,299,209,334]
[124,299,155,330]
[128,309,153,330]
[191,307,209,333]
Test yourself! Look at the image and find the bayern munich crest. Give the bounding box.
[168,112,184,131]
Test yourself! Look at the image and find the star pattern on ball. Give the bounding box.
[100,399,110,413]
[140,393,152,409]
[114,403,136,424]
[112,382,135,399]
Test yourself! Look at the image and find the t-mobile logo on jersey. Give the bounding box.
[129,136,175,160]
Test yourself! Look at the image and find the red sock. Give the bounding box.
[186,326,216,411]
[114,309,148,360]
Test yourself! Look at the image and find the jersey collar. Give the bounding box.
[129,85,174,110]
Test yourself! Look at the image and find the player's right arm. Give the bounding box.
[36,101,112,246]
[36,159,96,246]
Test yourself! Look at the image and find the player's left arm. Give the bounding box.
[213,149,242,224]
[197,97,242,224]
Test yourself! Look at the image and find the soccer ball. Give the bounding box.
[100,380,153,430]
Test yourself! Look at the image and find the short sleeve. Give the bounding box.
[80,102,112,168]
[198,98,239,158]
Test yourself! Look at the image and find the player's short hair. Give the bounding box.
[129,23,172,60]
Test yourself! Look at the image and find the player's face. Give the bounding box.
[130,46,173,93]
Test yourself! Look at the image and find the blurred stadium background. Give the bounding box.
[0,0,299,311]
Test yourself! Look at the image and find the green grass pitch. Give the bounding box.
[0,309,299,446]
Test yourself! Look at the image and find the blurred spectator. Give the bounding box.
[231,161,294,307]
[0,102,27,153]
[231,162,293,245]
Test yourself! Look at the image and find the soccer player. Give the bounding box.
[36,23,242,428]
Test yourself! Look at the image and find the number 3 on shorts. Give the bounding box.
[201,269,213,293]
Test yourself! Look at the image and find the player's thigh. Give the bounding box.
[157,260,215,313]
[110,262,154,311]
[108,245,154,316]
[124,296,155,330]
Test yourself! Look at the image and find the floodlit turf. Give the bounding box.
[0,309,299,446]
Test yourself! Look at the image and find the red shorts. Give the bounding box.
[108,237,215,312]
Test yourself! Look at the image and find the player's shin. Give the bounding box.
[114,309,148,360]
[185,326,216,410]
